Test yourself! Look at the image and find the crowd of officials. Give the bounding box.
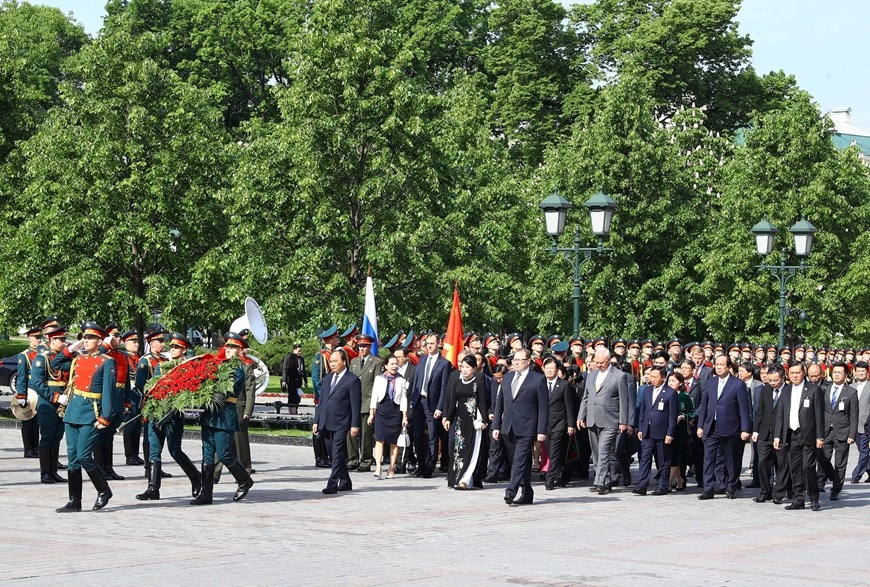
[11,316,870,512]
[309,327,870,509]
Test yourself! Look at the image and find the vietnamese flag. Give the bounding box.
[441,282,463,368]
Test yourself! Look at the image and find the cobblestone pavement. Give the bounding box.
[3,428,869,586]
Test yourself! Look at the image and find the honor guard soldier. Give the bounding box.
[529,335,545,372]
[14,326,42,458]
[136,332,202,501]
[484,334,501,371]
[191,332,255,505]
[547,335,562,357]
[628,340,642,382]
[134,329,172,480]
[54,322,117,512]
[403,330,420,365]
[311,325,339,468]
[569,337,586,371]
[29,324,71,483]
[612,338,628,364]
[779,346,792,365]
[727,343,741,364]
[119,329,144,465]
[340,324,360,361]
[94,324,128,481]
[666,339,682,370]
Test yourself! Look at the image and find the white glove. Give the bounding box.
[17,398,27,407]
[57,394,69,406]
[68,339,85,353]
[102,335,116,348]
[95,422,107,429]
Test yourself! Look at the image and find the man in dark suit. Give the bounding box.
[542,357,576,490]
[817,362,858,499]
[774,361,826,511]
[485,364,511,482]
[410,333,453,478]
[696,355,751,500]
[632,366,677,495]
[752,363,790,503]
[492,348,548,505]
[578,347,634,494]
[313,349,362,494]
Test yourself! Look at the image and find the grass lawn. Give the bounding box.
[0,338,28,357]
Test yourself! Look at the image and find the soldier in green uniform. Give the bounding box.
[54,322,117,512]
[29,325,73,483]
[191,332,254,505]
[134,329,172,481]
[348,333,382,472]
[136,332,201,501]
[14,326,43,459]
[119,329,144,465]
[94,324,128,481]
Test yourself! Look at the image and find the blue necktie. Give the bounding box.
[831,386,839,409]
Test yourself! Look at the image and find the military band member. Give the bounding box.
[120,329,144,465]
[191,332,255,505]
[29,324,72,483]
[340,324,360,361]
[54,322,117,512]
[136,332,201,501]
[14,326,42,458]
[134,329,172,480]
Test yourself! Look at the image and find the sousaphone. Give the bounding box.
[230,297,270,394]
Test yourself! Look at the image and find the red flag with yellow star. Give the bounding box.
[441,282,463,368]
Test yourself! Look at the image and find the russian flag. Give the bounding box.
[361,273,379,356]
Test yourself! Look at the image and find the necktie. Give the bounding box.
[831,386,839,409]
[422,357,434,394]
[717,377,726,399]
[773,388,780,407]
[329,373,340,397]
[596,369,604,391]
[548,381,554,394]
[652,388,660,405]
[511,373,521,399]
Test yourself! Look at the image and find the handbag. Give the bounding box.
[397,426,410,448]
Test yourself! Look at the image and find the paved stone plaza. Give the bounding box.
[2,428,869,586]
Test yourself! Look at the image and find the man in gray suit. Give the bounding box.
[578,347,634,494]
[849,361,870,483]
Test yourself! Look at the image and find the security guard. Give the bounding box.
[29,324,72,483]
[136,332,201,501]
[54,322,117,512]
[191,332,254,505]
[134,329,172,480]
[14,325,42,459]
[119,329,144,465]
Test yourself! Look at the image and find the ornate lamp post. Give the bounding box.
[539,190,618,338]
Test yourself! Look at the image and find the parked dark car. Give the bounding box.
[0,355,18,393]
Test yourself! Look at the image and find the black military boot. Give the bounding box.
[176,453,202,497]
[49,444,66,483]
[136,461,161,500]
[56,469,82,513]
[86,467,113,510]
[124,432,144,465]
[39,447,55,483]
[190,465,214,505]
[102,444,125,481]
[228,461,254,502]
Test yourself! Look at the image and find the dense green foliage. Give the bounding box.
[0,0,867,347]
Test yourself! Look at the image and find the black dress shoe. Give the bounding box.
[484,475,498,483]
[631,487,647,496]
[830,487,841,501]
[726,491,737,499]
[322,486,337,495]
[810,501,821,511]
[652,488,669,496]
[337,483,353,492]
[545,482,555,491]
[784,502,805,510]
[753,495,772,503]
[697,492,714,500]
[126,456,145,466]
[772,497,783,504]
[504,492,516,505]
[355,466,372,473]
[512,493,533,505]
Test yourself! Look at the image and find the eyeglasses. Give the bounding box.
[512,358,529,363]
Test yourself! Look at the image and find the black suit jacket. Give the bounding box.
[775,382,825,445]
[411,354,453,412]
[545,377,576,434]
[314,369,362,432]
[823,383,858,442]
[753,384,785,442]
[493,370,548,437]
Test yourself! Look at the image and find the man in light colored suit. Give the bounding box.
[492,348,548,505]
[849,361,870,483]
[696,355,751,500]
[578,347,634,494]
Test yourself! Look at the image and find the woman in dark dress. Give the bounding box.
[443,355,488,489]
[368,355,409,479]
[667,371,695,491]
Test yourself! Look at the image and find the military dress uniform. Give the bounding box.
[119,329,144,465]
[29,325,70,483]
[15,339,40,458]
[96,333,130,481]
[134,330,171,480]
[55,322,116,512]
[191,332,254,505]
[137,332,201,501]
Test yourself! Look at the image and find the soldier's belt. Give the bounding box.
[48,381,66,387]
[225,397,238,404]
[116,384,125,389]
[74,389,102,399]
